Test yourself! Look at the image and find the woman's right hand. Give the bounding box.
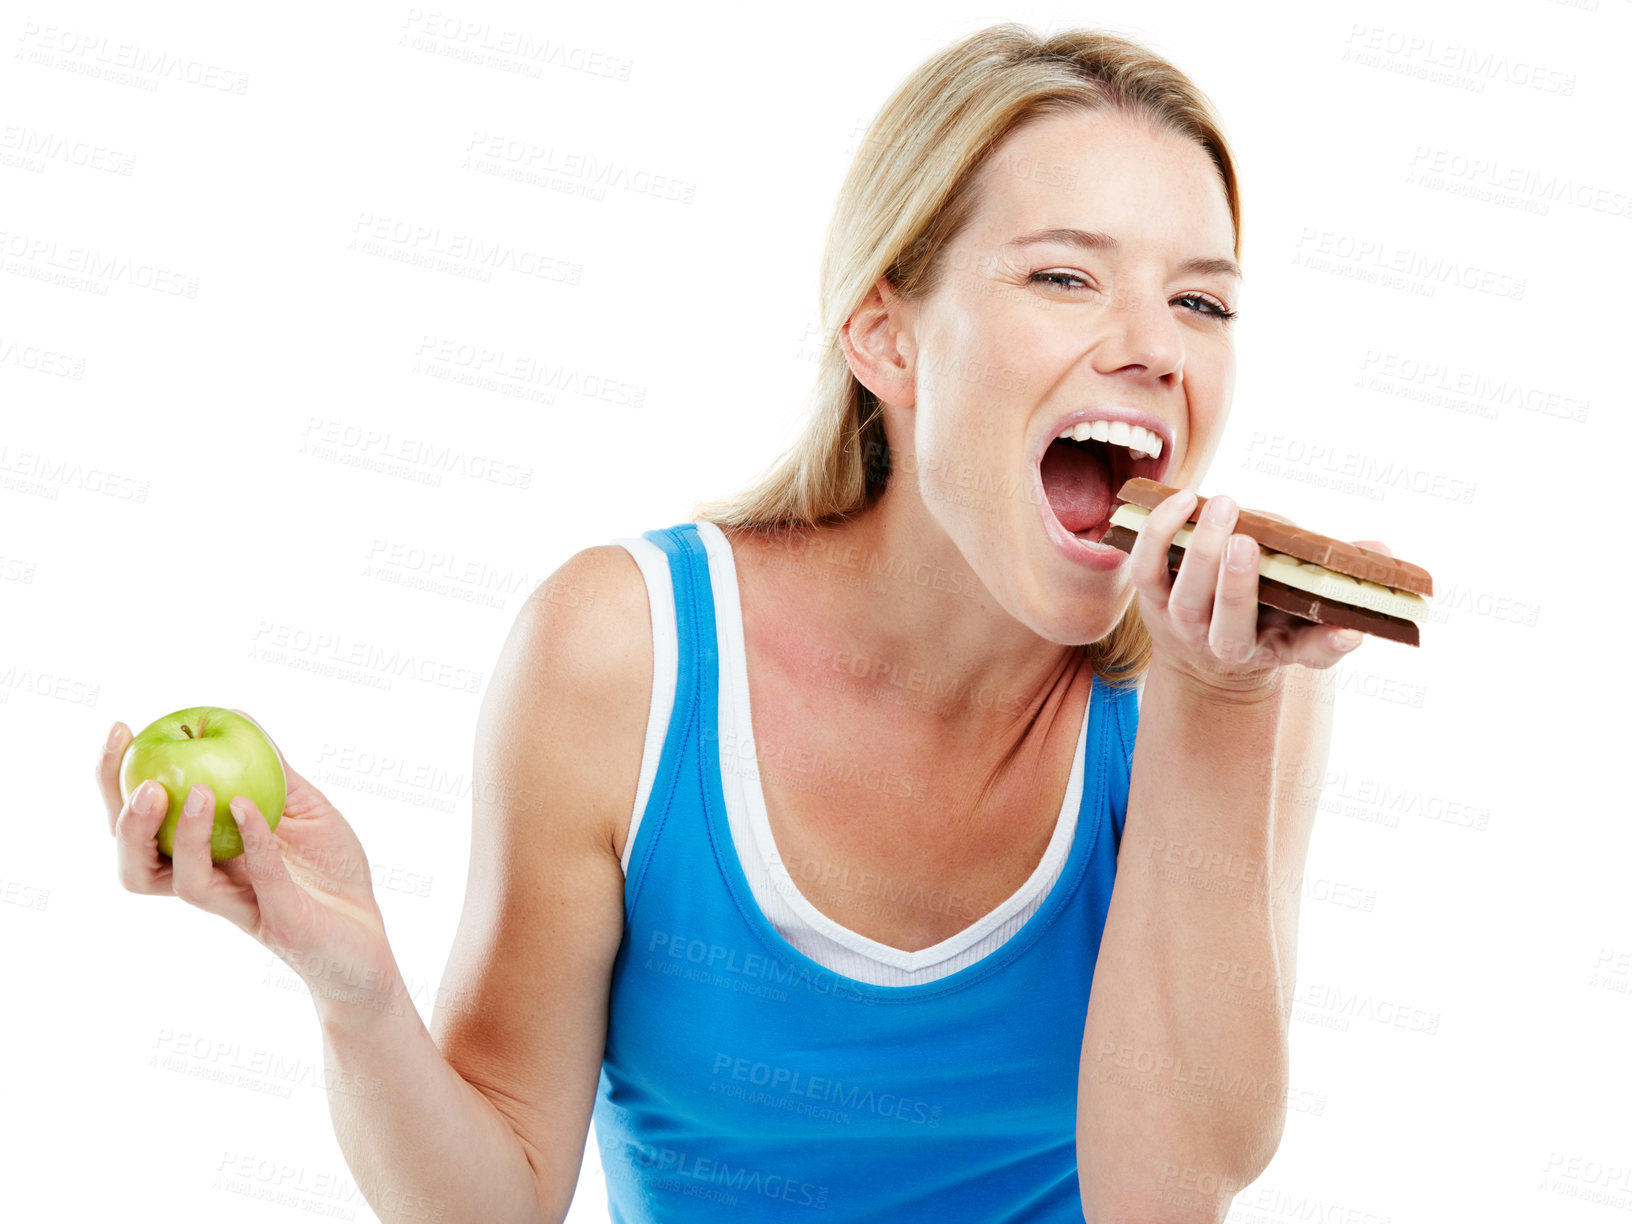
[101,711,407,1024]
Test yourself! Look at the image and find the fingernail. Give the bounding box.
[184,787,207,818]
[1203,494,1235,525]
[229,797,249,824]
[106,723,123,752]
[1332,630,1362,650]
[1227,535,1257,572]
[132,782,155,816]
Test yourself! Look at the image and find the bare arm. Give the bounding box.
[1073,492,1374,1221]
[318,546,650,1223]
[1264,665,1336,1025]
[319,995,550,1223]
[1076,663,1291,1223]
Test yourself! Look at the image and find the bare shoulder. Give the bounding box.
[507,544,654,859]
[522,544,654,695]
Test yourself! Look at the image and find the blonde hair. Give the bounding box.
[690,23,1242,690]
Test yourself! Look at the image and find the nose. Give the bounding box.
[1089,281,1185,382]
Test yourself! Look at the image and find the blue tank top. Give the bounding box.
[592,523,1140,1221]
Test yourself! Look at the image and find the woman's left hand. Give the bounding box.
[1127,486,1393,694]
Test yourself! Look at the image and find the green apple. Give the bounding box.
[120,706,286,862]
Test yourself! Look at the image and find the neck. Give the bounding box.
[738,479,1087,743]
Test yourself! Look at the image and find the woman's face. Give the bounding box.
[893,106,1240,645]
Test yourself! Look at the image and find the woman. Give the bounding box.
[102,24,1390,1223]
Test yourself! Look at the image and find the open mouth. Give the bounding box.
[1038,426,1170,545]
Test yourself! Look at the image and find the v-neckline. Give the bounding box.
[694,519,1092,973]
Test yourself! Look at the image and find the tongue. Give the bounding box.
[1040,439,1112,533]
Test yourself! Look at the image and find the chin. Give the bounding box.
[1018,577,1134,649]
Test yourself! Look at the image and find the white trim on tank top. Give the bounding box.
[699,520,1091,985]
[611,536,679,878]
[613,526,1120,984]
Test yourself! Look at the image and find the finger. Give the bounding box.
[1208,533,1264,666]
[229,796,303,939]
[1127,486,1197,613]
[115,779,175,894]
[1168,492,1238,636]
[101,721,131,834]
[169,784,223,906]
[163,783,263,932]
[1280,619,1365,669]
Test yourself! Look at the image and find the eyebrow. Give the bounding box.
[1002,227,1242,282]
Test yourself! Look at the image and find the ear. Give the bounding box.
[838,276,917,409]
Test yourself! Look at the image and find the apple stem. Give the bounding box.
[182,724,195,739]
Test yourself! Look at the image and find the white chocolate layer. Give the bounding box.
[1107,503,1429,623]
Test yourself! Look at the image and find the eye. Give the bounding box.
[1029,270,1091,291]
[1175,292,1238,322]
[1030,272,1237,322]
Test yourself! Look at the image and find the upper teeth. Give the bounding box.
[1056,419,1164,461]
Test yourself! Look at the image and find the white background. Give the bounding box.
[4,1,1628,1220]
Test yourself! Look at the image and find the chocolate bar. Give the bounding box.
[1103,478,1434,647]
[1101,526,1422,646]
[1114,477,1432,597]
